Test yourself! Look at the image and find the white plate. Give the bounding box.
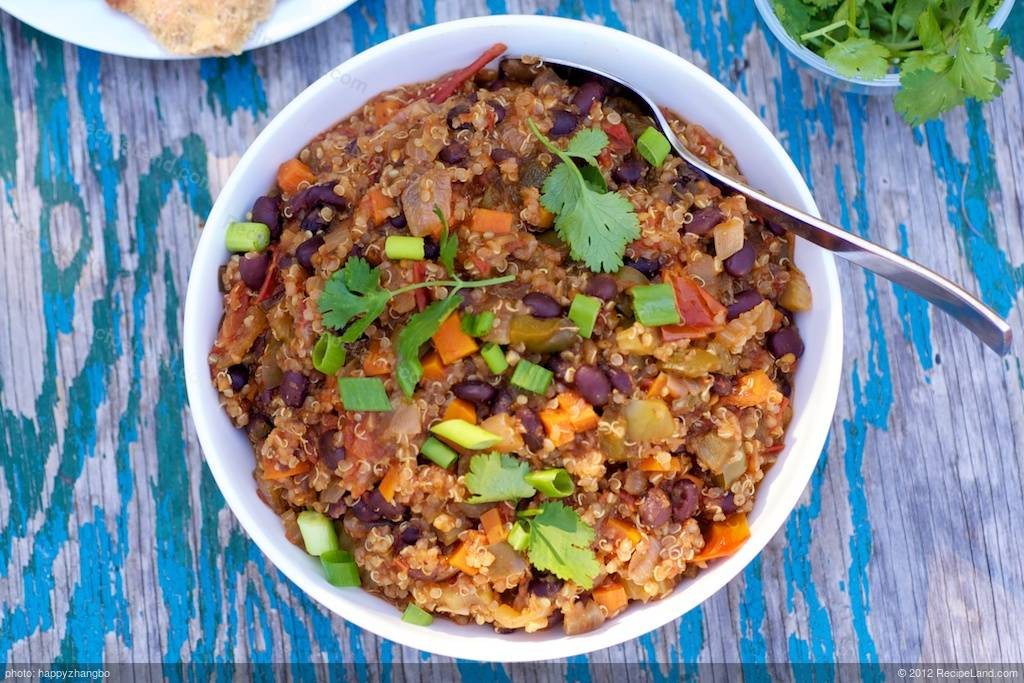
[0,0,355,59]
[184,15,844,661]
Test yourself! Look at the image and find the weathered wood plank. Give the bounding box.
[0,0,1022,674]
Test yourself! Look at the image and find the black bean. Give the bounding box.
[446,104,473,131]
[452,380,497,405]
[280,371,308,408]
[710,373,734,396]
[490,148,515,163]
[395,523,422,550]
[326,501,347,519]
[345,139,359,155]
[487,78,508,92]
[439,142,469,165]
[318,430,346,469]
[545,356,571,383]
[301,209,329,234]
[573,365,611,407]
[500,58,538,83]
[251,195,281,240]
[422,236,440,260]
[724,242,755,277]
[490,388,514,414]
[523,292,562,318]
[572,81,607,115]
[768,327,805,359]
[528,576,564,598]
[623,255,662,278]
[227,364,249,392]
[287,183,347,215]
[520,158,549,188]
[584,275,618,301]
[239,252,270,290]
[488,101,506,124]
[388,213,407,229]
[295,235,324,273]
[612,157,646,185]
[516,408,545,451]
[685,207,724,236]
[779,377,792,398]
[351,497,383,524]
[639,486,672,527]
[766,219,787,236]
[367,488,406,520]
[727,290,764,320]
[602,365,633,394]
[717,492,738,516]
[669,479,699,522]
[549,109,579,137]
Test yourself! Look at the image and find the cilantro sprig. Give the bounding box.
[527,120,640,273]
[521,502,600,589]
[773,0,1011,124]
[464,453,536,503]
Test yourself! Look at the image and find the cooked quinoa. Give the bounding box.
[209,47,810,635]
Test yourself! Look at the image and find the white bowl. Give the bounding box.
[183,15,843,662]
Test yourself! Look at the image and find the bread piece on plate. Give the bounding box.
[106,0,275,55]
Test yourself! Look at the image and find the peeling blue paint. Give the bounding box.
[199,55,268,122]
[893,224,935,373]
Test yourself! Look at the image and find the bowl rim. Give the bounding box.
[183,14,844,661]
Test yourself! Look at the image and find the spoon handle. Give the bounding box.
[676,146,1013,355]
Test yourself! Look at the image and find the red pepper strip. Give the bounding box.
[602,122,634,154]
[255,246,281,304]
[763,443,786,455]
[427,43,508,104]
[411,261,429,312]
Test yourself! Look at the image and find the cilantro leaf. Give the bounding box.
[433,205,458,278]
[394,295,463,397]
[319,257,391,333]
[464,453,536,503]
[526,502,600,589]
[528,120,640,273]
[824,37,891,79]
[564,127,609,166]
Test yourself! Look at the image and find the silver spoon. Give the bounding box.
[536,57,1013,355]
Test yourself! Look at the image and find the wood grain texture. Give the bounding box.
[1,0,1023,673]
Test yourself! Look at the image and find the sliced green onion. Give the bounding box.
[312,332,346,375]
[636,126,671,168]
[461,311,496,337]
[401,603,434,626]
[480,343,509,374]
[384,235,425,261]
[420,437,458,468]
[225,221,271,253]
[580,164,607,193]
[338,377,392,412]
[510,360,553,394]
[506,521,530,551]
[297,510,339,556]
[524,469,575,498]
[568,294,602,339]
[430,419,502,450]
[630,283,681,326]
[320,549,360,587]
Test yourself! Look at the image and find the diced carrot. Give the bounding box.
[692,514,750,562]
[261,459,312,480]
[480,507,506,545]
[364,187,395,225]
[447,532,483,575]
[536,206,555,229]
[276,159,316,194]
[638,456,681,473]
[362,341,394,377]
[592,580,628,615]
[469,208,515,235]
[605,517,642,544]
[443,398,477,424]
[556,392,599,432]
[721,369,775,408]
[421,351,445,381]
[372,99,403,127]
[646,372,669,399]
[432,313,479,364]
[379,465,401,503]
[539,409,575,447]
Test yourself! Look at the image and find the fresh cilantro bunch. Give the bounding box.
[527,120,640,273]
[772,0,1012,124]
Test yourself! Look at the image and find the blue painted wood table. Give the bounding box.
[1,0,1022,676]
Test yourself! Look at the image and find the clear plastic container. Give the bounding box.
[754,0,1017,95]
